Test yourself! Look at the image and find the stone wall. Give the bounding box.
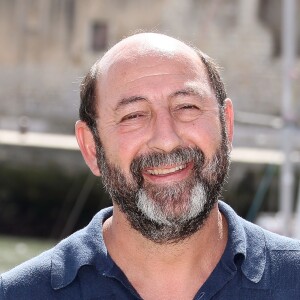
[0,0,299,134]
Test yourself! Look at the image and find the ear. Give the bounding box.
[75,120,101,176]
[223,98,234,150]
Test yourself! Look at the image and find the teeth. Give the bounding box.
[146,164,187,175]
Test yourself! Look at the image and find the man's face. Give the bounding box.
[95,50,231,243]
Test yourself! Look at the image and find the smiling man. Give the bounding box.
[1,33,300,300]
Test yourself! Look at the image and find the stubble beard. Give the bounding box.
[94,132,230,244]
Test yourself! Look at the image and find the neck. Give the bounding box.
[103,203,228,296]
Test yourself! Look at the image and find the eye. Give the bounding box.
[173,103,202,122]
[179,104,199,110]
[175,103,200,112]
[120,111,148,123]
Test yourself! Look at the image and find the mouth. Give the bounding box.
[145,163,188,176]
[142,162,192,183]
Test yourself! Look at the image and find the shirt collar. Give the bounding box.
[50,207,114,290]
[50,202,267,289]
[218,201,266,283]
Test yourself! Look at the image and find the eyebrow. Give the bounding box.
[114,86,207,111]
[115,96,148,111]
[170,86,206,99]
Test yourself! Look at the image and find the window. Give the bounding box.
[258,0,300,57]
[91,22,108,52]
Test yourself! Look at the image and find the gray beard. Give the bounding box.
[137,182,207,226]
[94,137,229,244]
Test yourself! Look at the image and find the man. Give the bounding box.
[1,32,300,299]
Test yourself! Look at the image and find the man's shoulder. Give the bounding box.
[0,208,113,299]
[263,227,300,250]
[238,215,300,292]
[220,201,300,291]
[261,226,300,271]
[0,230,91,299]
[219,197,300,251]
[240,215,300,262]
[241,216,300,252]
[0,247,54,299]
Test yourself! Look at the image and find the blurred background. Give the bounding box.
[0,0,299,272]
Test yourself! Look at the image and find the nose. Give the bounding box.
[147,112,183,153]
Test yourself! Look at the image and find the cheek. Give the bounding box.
[183,118,222,154]
[103,130,147,172]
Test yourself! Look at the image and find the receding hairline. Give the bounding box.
[92,32,204,78]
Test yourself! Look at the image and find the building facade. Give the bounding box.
[0,0,299,133]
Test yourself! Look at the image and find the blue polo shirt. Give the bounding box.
[1,201,300,299]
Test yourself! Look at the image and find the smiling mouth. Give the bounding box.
[145,163,188,176]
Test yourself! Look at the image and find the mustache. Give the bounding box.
[130,147,205,186]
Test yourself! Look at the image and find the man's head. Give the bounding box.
[76,33,234,244]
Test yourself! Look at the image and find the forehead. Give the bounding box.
[96,38,213,107]
[106,55,206,83]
